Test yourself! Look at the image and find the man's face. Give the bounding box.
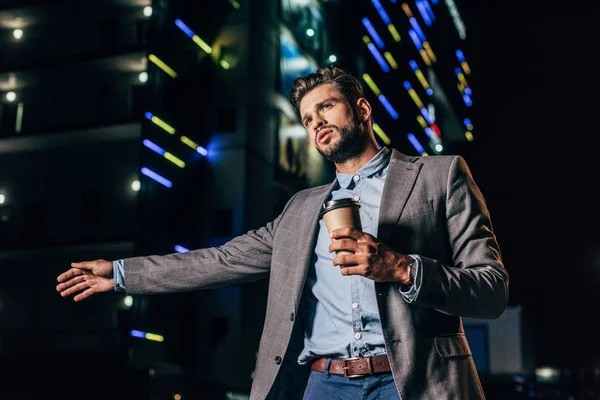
[299,83,365,164]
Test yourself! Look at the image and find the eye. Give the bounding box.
[304,118,312,127]
[322,103,331,110]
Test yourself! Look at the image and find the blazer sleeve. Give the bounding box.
[122,192,299,295]
[411,155,509,319]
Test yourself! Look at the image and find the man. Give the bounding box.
[57,66,508,399]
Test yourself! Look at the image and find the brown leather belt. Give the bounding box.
[311,355,391,378]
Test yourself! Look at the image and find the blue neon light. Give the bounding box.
[174,19,195,38]
[175,245,190,253]
[424,127,435,139]
[362,18,385,49]
[464,87,472,95]
[403,81,412,90]
[130,330,145,338]
[464,118,472,126]
[143,139,166,155]
[408,30,423,50]
[456,49,466,62]
[145,112,154,120]
[462,94,472,107]
[408,133,425,154]
[415,1,432,26]
[196,146,207,156]
[409,18,427,42]
[420,107,432,124]
[409,60,419,72]
[422,1,436,22]
[371,0,391,25]
[431,0,438,4]
[378,95,399,119]
[426,88,433,96]
[141,167,173,188]
[454,67,462,75]
[367,43,390,72]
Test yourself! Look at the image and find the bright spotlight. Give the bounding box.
[138,72,148,82]
[6,92,16,102]
[435,144,443,152]
[328,54,337,63]
[13,29,23,40]
[143,6,153,17]
[306,29,315,37]
[124,296,133,307]
[131,180,141,191]
[0,194,5,205]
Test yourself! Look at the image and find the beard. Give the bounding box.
[315,116,366,164]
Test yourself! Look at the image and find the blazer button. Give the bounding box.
[290,312,294,321]
[275,356,282,365]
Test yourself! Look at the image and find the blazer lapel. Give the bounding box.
[377,150,422,245]
[291,180,337,305]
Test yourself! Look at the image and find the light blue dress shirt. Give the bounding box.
[113,146,421,365]
[296,146,419,365]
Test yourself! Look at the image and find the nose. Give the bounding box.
[313,116,326,131]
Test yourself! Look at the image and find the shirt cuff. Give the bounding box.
[113,259,126,292]
[399,255,421,302]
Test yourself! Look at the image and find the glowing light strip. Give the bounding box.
[420,107,432,124]
[174,19,212,53]
[415,1,432,26]
[180,136,208,156]
[464,118,473,130]
[402,3,413,18]
[228,0,240,9]
[456,50,471,74]
[384,52,398,69]
[388,24,401,42]
[416,115,428,129]
[419,49,432,66]
[455,68,469,89]
[148,54,178,78]
[175,245,190,253]
[408,30,423,50]
[457,83,464,95]
[462,94,472,107]
[362,18,385,49]
[145,112,176,134]
[141,167,173,188]
[422,0,436,22]
[130,329,164,342]
[15,102,23,133]
[424,127,435,139]
[363,73,382,96]
[409,61,433,95]
[367,43,390,72]
[373,122,391,145]
[378,95,399,119]
[430,123,442,136]
[220,59,230,69]
[465,132,474,141]
[409,17,426,42]
[444,0,466,39]
[423,42,437,62]
[143,139,185,168]
[371,0,391,24]
[407,133,426,155]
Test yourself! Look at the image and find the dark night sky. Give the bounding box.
[454,2,600,368]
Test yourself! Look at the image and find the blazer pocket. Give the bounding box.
[398,199,434,221]
[434,333,472,358]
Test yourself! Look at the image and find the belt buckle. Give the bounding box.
[342,357,368,379]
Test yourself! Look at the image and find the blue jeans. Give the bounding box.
[302,369,401,399]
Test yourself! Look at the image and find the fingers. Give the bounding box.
[70,261,95,270]
[59,280,90,298]
[74,287,95,302]
[56,267,84,283]
[329,238,357,254]
[333,254,369,267]
[56,273,87,293]
[330,227,362,240]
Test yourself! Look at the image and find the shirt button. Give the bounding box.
[352,302,359,309]
[353,175,360,182]
[354,332,362,340]
[275,356,282,365]
[353,196,360,201]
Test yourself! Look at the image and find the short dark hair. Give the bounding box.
[289,66,365,114]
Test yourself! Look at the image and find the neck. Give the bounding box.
[334,140,381,174]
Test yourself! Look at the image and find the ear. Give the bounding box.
[355,98,372,123]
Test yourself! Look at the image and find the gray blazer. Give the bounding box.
[124,149,509,399]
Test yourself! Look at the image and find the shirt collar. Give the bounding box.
[335,147,391,189]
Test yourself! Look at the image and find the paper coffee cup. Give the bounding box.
[321,198,361,256]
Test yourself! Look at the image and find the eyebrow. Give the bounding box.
[302,97,337,124]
